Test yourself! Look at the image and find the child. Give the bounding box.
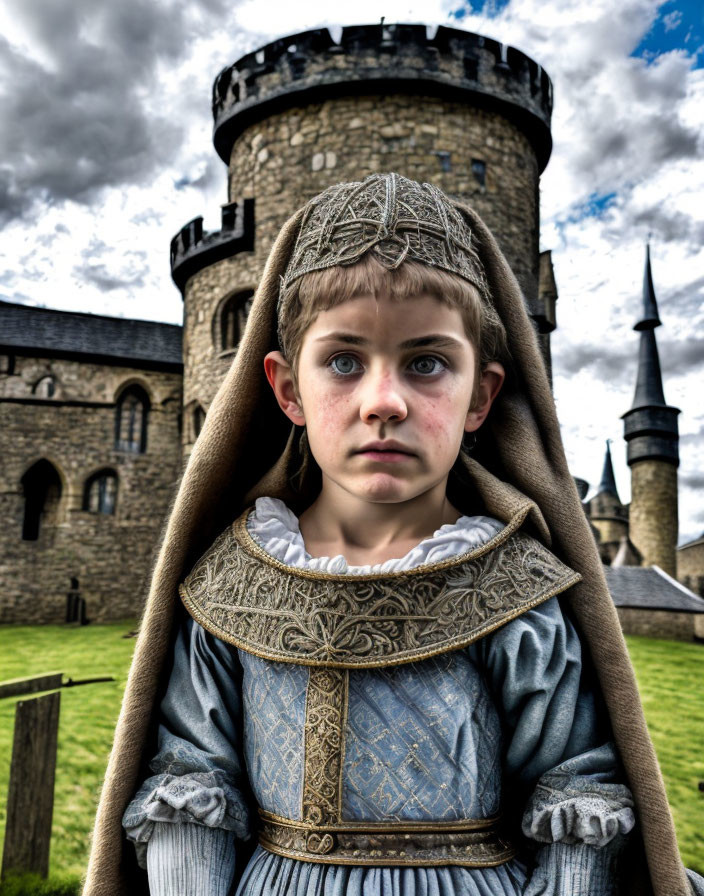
[84,174,702,896]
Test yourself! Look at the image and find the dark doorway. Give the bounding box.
[21,460,62,541]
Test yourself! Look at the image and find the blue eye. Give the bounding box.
[330,355,361,376]
[410,356,445,375]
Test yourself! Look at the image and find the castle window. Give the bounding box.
[115,385,150,453]
[33,375,56,398]
[84,470,118,515]
[436,151,452,173]
[193,404,206,439]
[471,159,486,188]
[21,459,62,541]
[221,290,255,351]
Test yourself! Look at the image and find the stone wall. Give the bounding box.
[629,460,678,577]
[590,517,628,563]
[678,539,704,597]
[616,607,701,642]
[181,255,260,452]
[228,96,539,301]
[0,354,182,623]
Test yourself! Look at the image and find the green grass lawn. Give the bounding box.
[0,624,702,892]
[0,622,137,891]
[626,635,704,873]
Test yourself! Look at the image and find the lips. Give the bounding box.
[358,441,413,453]
[355,441,416,458]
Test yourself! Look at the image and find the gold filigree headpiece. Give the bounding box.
[280,173,489,298]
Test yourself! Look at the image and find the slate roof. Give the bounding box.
[0,300,182,368]
[606,566,704,613]
[678,534,704,551]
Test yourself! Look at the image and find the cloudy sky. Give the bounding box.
[0,0,702,543]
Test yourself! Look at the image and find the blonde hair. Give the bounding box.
[277,255,509,406]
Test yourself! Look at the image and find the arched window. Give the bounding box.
[83,470,118,514]
[115,385,149,453]
[21,459,62,541]
[193,404,206,440]
[33,375,56,398]
[220,290,254,351]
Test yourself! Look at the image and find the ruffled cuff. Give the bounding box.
[123,770,251,867]
[523,840,624,896]
[522,752,635,848]
[146,822,236,895]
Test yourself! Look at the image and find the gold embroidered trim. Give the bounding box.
[257,812,517,866]
[302,668,348,836]
[259,809,502,832]
[179,507,581,669]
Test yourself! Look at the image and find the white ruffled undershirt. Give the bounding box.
[246,496,504,574]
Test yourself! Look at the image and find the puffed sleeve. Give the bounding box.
[469,596,635,896]
[122,614,252,892]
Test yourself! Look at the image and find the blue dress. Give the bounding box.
[124,500,637,895]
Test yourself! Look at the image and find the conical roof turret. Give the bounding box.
[597,440,620,499]
[634,244,662,331]
[630,245,666,410]
[622,244,679,467]
[631,329,666,409]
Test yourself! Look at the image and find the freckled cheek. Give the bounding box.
[303,384,355,440]
[415,395,468,441]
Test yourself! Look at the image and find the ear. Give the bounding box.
[465,362,505,433]
[264,351,305,425]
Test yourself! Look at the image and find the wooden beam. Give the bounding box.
[1,691,61,879]
[0,673,62,700]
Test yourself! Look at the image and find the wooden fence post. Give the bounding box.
[1,690,61,879]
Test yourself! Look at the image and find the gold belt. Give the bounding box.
[258,810,517,867]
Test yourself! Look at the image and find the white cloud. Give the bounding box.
[663,10,683,32]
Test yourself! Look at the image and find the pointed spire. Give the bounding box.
[634,243,661,331]
[631,328,666,409]
[598,440,620,499]
[622,243,679,468]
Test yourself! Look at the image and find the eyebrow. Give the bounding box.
[314,332,466,350]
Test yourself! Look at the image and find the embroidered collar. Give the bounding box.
[179,505,581,668]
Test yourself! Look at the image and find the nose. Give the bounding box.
[359,366,407,424]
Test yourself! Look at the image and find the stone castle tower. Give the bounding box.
[169,23,557,455]
[587,441,631,565]
[622,246,680,577]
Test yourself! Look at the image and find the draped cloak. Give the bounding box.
[82,193,691,896]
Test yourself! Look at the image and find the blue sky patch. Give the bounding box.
[557,192,618,228]
[451,0,511,21]
[632,0,703,67]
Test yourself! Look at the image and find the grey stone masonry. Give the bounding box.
[0,351,182,623]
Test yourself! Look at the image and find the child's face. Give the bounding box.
[265,292,504,508]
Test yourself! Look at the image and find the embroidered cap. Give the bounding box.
[280,172,489,298]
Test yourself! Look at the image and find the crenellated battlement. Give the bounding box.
[170,198,255,294]
[212,23,553,170]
